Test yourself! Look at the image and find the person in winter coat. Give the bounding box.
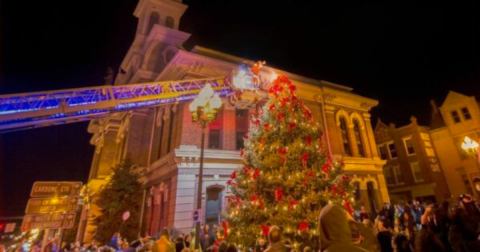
[376,216,393,252]
[263,226,291,252]
[152,228,175,252]
[318,204,368,252]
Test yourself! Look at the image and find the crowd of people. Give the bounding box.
[5,194,479,252]
[351,194,480,252]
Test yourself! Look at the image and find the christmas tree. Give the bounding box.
[226,75,354,250]
[93,159,143,244]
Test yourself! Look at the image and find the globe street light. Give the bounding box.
[461,136,480,194]
[189,83,223,250]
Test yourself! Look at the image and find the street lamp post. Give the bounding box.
[461,136,480,194]
[189,84,223,250]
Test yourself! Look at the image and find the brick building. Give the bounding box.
[429,91,480,198]
[80,0,390,240]
[374,117,449,203]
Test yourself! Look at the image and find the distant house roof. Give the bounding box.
[429,99,445,129]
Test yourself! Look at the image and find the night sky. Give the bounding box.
[1,0,479,216]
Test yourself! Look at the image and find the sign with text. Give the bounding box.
[30,181,83,197]
[21,212,75,231]
[25,197,79,214]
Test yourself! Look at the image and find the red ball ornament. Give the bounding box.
[277,113,284,121]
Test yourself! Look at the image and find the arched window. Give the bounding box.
[147,12,160,34]
[339,117,352,156]
[165,16,175,28]
[353,119,365,157]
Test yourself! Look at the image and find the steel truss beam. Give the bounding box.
[0,77,232,133]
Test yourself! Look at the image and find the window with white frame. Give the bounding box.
[379,145,388,160]
[403,137,415,155]
[383,165,404,185]
[383,166,396,185]
[410,162,424,182]
[388,142,397,158]
[393,165,405,184]
[461,107,472,120]
[451,110,461,123]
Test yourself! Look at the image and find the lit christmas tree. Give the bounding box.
[225,75,354,250]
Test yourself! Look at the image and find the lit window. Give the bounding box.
[451,111,461,123]
[388,143,397,158]
[353,120,365,157]
[426,147,435,157]
[420,133,430,141]
[461,107,472,120]
[208,130,221,149]
[403,137,415,155]
[379,145,388,160]
[339,117,352,156]
[410,162,424,182]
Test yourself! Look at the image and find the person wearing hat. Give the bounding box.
[152,228,175,252]
[318,204,368,252]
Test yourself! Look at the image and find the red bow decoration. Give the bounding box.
[278,147,287,155]
[303,171,315,186]
[331,185,337,197]
[289,200,298,211]
[230,171,236,180]
[342,175,350,182]
[322,156,332,174]
[269,104,276,111]
[261,225,270,237]
[275,187,283,201]
[240,149,244,157]
[253,118,260,129]
[244,133,249,139]
[289,84,296,94]
[289,122,296,133]
[302,153,309,169]
[243,166,253,177]
[305,135,312,146]
[250,195,264,209]
[299,221,309,233]
[264,123,270,132]
[253,169,261,180]
[344,200,354,214]
[281,97,290,108]
[277,113,284,121]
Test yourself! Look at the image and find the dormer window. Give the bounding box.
[451,110,461,123]
[461,107,472,120]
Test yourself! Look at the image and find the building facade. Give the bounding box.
[374,117,449,203]
[81,0,390,239]
[429,91,480,199]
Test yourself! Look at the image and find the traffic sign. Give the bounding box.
[21,212,76,232]
[30,181,83,198]
[192,209,201,222]
[25,197,78,214]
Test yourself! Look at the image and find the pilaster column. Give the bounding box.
[363,113,379,158]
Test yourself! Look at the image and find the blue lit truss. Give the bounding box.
[0,77,233,133]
